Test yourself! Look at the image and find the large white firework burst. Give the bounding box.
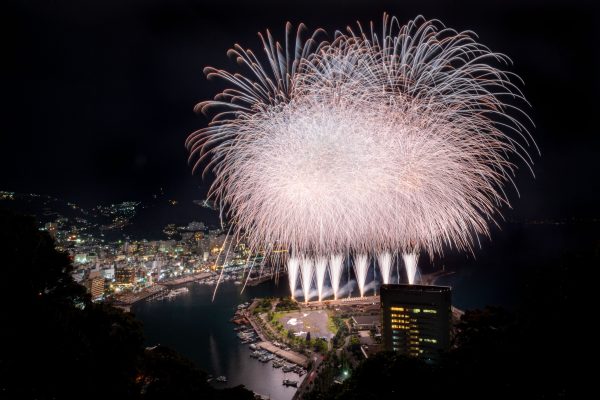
[186,14,536,300]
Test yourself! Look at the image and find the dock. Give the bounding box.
[257,341,308,368]
[114,284,167,306]
[246,310,267,342]
[245,274,273,287]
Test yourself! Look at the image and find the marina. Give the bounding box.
[230,307,309,384]
[147,286,189,302]
[133,281,305,400]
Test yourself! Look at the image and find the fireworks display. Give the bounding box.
[186,15,535,302]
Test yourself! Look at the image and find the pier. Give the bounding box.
[256,341,309,368]
[114,284,167,307]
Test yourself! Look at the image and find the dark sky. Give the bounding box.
[2,0,599,219]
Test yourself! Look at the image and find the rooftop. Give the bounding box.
[380,284,451,294]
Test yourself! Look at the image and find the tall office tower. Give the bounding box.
[381,284,451,361]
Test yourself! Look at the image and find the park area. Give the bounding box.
[276,309,337,341]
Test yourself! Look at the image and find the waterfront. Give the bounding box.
[133,280,303,400]
[132,222,595,399]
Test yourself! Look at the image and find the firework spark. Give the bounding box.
[402,252,419,285]
[378,252,393,285]
[186,14,535,300]
[353,254,370,298]
[287,256,300,300]
[300,257,314,302]
[315,257,328,302]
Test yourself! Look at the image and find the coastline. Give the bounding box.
[112,271,217,311]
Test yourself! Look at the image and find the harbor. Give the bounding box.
[132,280,304,400]
[230,301,309,388]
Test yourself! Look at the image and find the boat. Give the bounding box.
[216,376,227,383]
[156,287,189,300]
[282,365,294,373]
[258,353,274,363]
[250,350,262,358]
[249,343,258,350]
[272,361,283,368]
[283,379,298,387]
[237,332,253,339]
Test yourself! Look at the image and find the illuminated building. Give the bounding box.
[380,284,451,361]
[74,253,88,264]
[45,222,58,239]
[88,276,105,300]
[115,267,136,284]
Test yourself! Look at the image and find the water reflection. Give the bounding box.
[133,281,302,400]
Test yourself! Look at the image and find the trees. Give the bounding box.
[275,297,300,311]
[313,338,328,354]
[1,211,143,398]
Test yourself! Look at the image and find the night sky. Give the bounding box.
[3,0,599,219]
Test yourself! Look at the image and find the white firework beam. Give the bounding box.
[377,251,393,285]
[314,256,329,302]
[353,254,369,298]
[287,256,300,300]
[300,257,314,303]
[402,252,419,285]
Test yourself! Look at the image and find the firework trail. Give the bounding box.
[315,257,329,302]
[402,252,419,285]
[187,14,535,300]
[353,254,369,298]
[329,254,343,300]
[287,256,300,300]
[377,252,393,285]
[300,257,314,303]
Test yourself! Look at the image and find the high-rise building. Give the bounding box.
[380,284,451,361]
[88,276,105,300]
[115,266,136,284]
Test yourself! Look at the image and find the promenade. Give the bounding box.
[300,295,380,307]
[113,272,215,308]
[162,271,214,286]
